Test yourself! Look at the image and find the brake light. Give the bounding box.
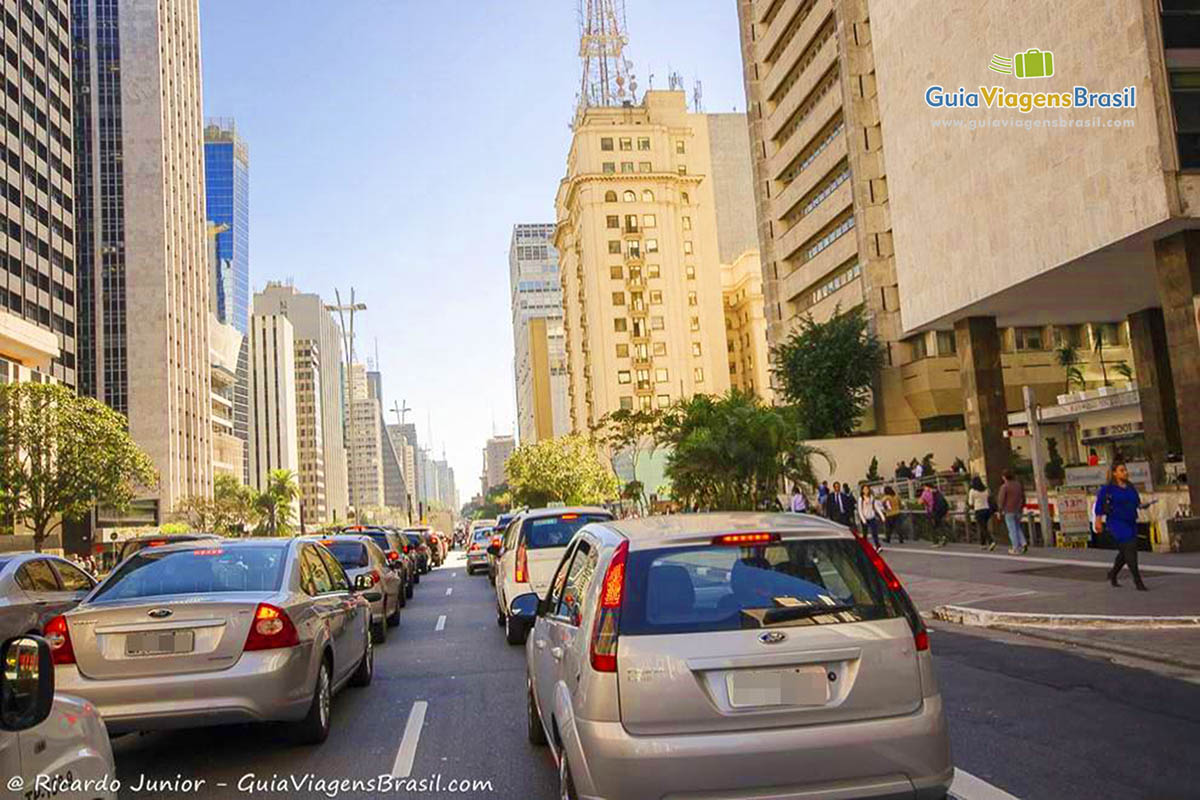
[713,532,777,546]
[244,603,300,651]
[387,550,399,562]
[855,534,901,591]
[43,615,75,665]
[914,629,930,652]
[854,534,928,650]
[320,539,335,546]
[368,569,381,586]
[561,513,579,520]
[469,543,479,552]
[191,548,224,556]
[515,541,528,583]
[148,540,167,547]
[590,539,629,672]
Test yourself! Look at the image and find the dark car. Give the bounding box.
[0,553,98,641]
[117,533,222,563]
[402,528,433,574]
[344,526,414,601]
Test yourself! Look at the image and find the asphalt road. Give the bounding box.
[107,552,1200,800]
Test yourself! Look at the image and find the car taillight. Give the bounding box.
[914,629,930,652]
[44,614,75,665]
[590,539,629,672]
[469,543,479,552]
[515,541,528,583]
[713,532,778,546]
[855,533,901,591]
[244,603,300,651]
[387,550,399,562]
[369,569,381,586]
[854,534,928,651]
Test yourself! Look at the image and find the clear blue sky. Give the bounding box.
[199,1,746,501]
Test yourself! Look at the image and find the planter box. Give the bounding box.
[1165,517,1200,553]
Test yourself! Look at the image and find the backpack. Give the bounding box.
[933,491,949,517]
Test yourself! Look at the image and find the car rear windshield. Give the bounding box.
[620,538,904,635]
[520,513,612,549]
[472,529,493,542]
[405,534,423,547]
[93,546,287,601]
[326,541,370,568]
[363,532,393,552]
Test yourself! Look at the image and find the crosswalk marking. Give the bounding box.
[950,768,1020,800]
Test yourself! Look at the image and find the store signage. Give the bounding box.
[1055,391,1138,417]
[1057,492,1092,536]
[1064,460,1152,490]
[1081,421,1144,442]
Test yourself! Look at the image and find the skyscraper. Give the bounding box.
[294,339,327,527]
[0,0,74,388]
[72,0,212,511]
[345,363,385,510]
[254,283,350,522]
[204,119,250,480]
[368,369,409,514]
[509,224,568,443]
[248,313,298,491]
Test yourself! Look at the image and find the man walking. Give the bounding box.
[997,470,1027,553]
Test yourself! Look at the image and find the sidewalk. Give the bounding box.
[880,541,1200,668]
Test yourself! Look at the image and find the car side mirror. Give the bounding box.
[353,574,373,591]
[0,635,54,732]
[486,544,501,557]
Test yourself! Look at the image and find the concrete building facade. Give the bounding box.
[209,315,243,480]
[294,338,326,527]
[72,0,212,511]
[722,249,772,396]
[509,223,569,443]
[555,92,752,429]
[248,313,298,491]
[344,363,384,511]
[481,434,515,494]
[1,0,74,388]
[253,283,349,522]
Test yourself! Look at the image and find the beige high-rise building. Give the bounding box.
[556,92,763,429]
[294,339,327,527]
[73,0,212,511]
[209,315,244,480]
[345,363,385,511]
[481,434,515,494]
[510,224,569,443]
[722,249,772,397]
[248,313,299,493]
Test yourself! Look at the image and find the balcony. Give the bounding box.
[772,123,847,220]
[776,179,853,262]
[766,39,839,144]
[767,87,841,182]
[763,0,834,104]
[759,0,805,63]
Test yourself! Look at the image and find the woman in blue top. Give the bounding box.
[1093,462,1152,591]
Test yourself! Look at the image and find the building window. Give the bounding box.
[688,291,698,306]
[643,214,657,228]
[655,368,669,383]
[694,367,705,383]
[651,316,665,330]
[629,265,642,279]
[807,261,862,308]
[1054,325,1084,348]
[621,162,634,173]
[619,137,632,151]
[639,396,653,411]
[606,215,619,229]
[936,330,957,356]
[907,335,929,361]
[647,264,660,278]
[678,165,688,175]
[1169,70,1200,168]
[1015,327,1045,351]
[617,370,632,384]
[690,316,700,332]
[642,189,654,202]
[691,342,702,357]
[653,341,667,356]
[639,161,652,173]
[649,290,663,304]
[623,190,636,202]
[632,318,646,337]
[638,137,651,150]
[627,241,641,259]
[601,137,614,151]
[1093,322,1122,347]
[610,265,624,279]
[614,318,627,332]
[605,190,618,202]
[683,241,693,255]
[602,162,616,174]
[625,214,639,232]
[681,191,690,204]
[608,240,622,254]
[616,344,629,358]
[634,342,649,359]
[631,291,644,310]
[686,265,696,279]
[676,140,686,154]
[612,291,626,306]
[682,216,692,230]
[657,393,671,407]
[646,238,659,253]
[620,396,634,410]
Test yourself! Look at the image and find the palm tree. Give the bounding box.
[1091,324,1110,387]
[1055,344,1085,393]
[255,469,299,536]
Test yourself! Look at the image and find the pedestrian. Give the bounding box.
[997,470,1027,553]
[895,461,912,480]
[968,475,996,551]
[857,484,883,548]
[789,485,809,514]
[881,486,904,543]
[817,480,831,513]
[1094,462,1154,591]
[825,481,853,526]
[840,483,858,530]
[912,461,925,479]
[1087,448,1100,467]
[920,484,950,546]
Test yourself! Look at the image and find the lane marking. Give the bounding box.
[950,768,1020,800]
[451,572,457,578]
[445,587,453,596]
[892,547,1200,575]
[391,700,428,778]
[435,615,446,631]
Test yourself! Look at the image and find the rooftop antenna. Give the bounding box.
[668,70,684,91]
[391,399,411,425]
[576,0,637,117]
[693,78,704,112]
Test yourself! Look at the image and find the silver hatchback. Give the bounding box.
[48,538,374,744]
[525,513,953,800]
[0,553,97,641]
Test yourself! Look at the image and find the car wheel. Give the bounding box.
[293,659,332,745]
[527,678,547,745]
[349,630,374,687]
[372,615,387,644]
[387,594,401,627]
[505,613,526,645]
[497,608,506,628]
[406,579,415,597]
[558,750,578,800]
[397,585,407,608]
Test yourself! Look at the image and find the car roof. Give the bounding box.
[595,512,853,547]
[126,537,290,554]
[518,506,612,522]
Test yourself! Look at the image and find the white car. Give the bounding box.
[493,507,613,645]
[1,634,117,800]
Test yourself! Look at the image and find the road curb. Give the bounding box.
[931,604,1200,628]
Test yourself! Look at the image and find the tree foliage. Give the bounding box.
[655,390,832,511]
[254,469,299,536]
[594,408,658,511]
[771,305,884,438]
[505,434,620,508]
[0,382,157,551]
[175,473,258,535]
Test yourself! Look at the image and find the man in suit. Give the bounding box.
[825,481,856,527]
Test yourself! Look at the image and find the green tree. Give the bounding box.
[177,474,258,535]
[1113,360,1134,383]
[865,456,881,482]
[594,408,658,512]
[1091,324,1110,386]
[771,305,884,438]
[254,469,299,536]
[505,435,620,508]
[0,382,157,552]
[655,390,832,511]
[1055,344,1085,392]
[1045,437,1066,483]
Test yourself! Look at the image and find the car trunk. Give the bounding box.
[526,547,568,597]
[617,617,923,735]
[68,593,269,680]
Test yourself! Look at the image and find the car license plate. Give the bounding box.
[726,666,829,708]
[125,630,195,656]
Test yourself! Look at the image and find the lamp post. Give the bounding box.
[325,289,367,517]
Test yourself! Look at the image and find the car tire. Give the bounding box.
[397,585,407,608]
[505,613,526,645]
[293,659,332,745]
[406,579,415,597]
[558,750,578,800]
[372,615,387,644]
[527,679,547,746]
[497,609,506,628]
[387,594,401,627]
[349,631,374,687]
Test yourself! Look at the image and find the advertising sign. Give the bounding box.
[1057,492,1092,548]
[1064,460,1152,490]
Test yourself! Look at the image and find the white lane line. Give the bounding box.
[391,701,428,778]
[893,547,1200,575]
[435,615,446,631]
[451,572,457,578]
[445,587,453,596]
[950,768,1020,800]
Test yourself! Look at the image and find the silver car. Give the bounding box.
[319,535,402,643]
[0,553,97,641]
[525,513,953,800]
[465,527,493,575]
[48,537,374,744]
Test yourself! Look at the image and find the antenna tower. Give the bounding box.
[577,0,637,112]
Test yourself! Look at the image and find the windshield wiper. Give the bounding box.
[739,603,858,627]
